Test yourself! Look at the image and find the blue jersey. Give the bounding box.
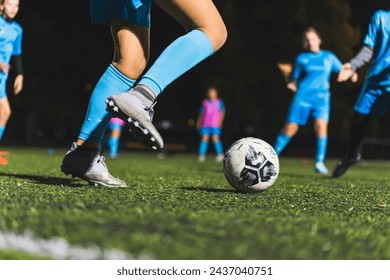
[292,50,342,92]
[363,10,390,85]
[0,16,23,65]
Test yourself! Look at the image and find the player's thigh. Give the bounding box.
[110,19,150,79]
[153,0,227,50]
[0,75,10,118]
[0,97,11,118]
[0,74,7,99]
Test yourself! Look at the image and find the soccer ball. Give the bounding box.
[223,137,279,193]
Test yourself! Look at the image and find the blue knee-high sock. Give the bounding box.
[199,140,209,157]
[213,140,223,155]
[0,126,5,140]
[138,29,214,96]
[108,136,119,156]
[79,64,135,144]
[316,137,328,163]
[273,133,292,155]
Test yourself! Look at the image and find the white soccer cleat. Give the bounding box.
[315,162,329,175]
[61,142,126,187]
[106,88,164,150]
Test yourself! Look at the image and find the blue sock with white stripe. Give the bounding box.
[79,65,135,144]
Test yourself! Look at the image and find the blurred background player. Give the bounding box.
[0,0,23,142]
[333,8,390,178]
[273,27,356,174]
[61,0,227,187]
[106,117,125,159]
[196,86,225,162]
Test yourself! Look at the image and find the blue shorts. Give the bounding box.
[90,0,151,27]
[199,127,222,137]
[286,90,330,125]
[354,82,390,117]
[0,73,8,99]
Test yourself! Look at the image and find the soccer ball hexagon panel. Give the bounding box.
[223,137,279,193]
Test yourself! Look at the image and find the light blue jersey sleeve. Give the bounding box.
[291,56,304,82]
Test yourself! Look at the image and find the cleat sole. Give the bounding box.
[106,97,164,150]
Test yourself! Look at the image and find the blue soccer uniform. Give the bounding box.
[274,48,342,174]
[287,50,342,125]
[197,98,225,161]
[333,9,390,178]
[0,15,23,99]
[0,14,23,141]
[353,10,390,116]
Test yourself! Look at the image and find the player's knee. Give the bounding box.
[201,135,210,141]
[283,123,298,136]
[211,25,227,51]
[212,23,227,51]
[314,120,328,136]
[113,57,148,79]
[200,21,227,52]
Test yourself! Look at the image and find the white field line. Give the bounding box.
[0,230,152,260]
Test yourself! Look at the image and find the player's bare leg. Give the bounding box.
[60,20,148,187]
[107,0,227,150]
[105,19,165,149]
[0,97,11,126]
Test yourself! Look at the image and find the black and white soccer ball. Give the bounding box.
[223,137,279,193]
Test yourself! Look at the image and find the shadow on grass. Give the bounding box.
[182,186,237,193]
[0,172,82,187]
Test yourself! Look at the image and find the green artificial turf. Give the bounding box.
[0,147,389,260]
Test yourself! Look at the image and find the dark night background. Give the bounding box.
[3,0,390,158]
